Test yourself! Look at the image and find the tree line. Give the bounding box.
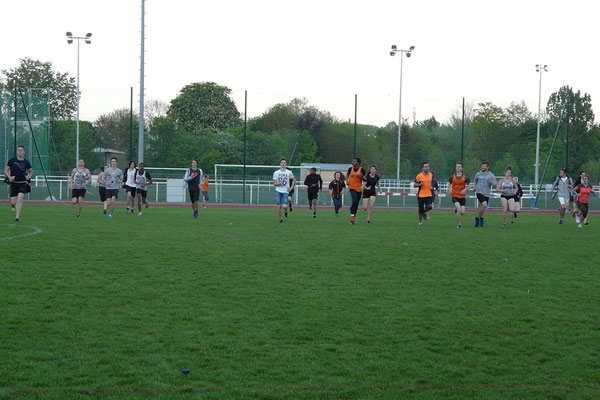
[2,58,599,181]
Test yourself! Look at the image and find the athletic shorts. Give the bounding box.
[189,188,200,203]
[418,196,433,214]
[125,185,137,196]
[276,191,289,205]
[558,196,568,206]
[308,191,319,201]
[10,182,28,197]
[137,189,148,199]
[362,190,376,199]
[72,188,86,199]
[452,197,466,206]
[288,189,294,196]
[106,189,119,199]
[501,195,514,201]
[99,186,107,202]
[476,193,490,204]
[202,190,209,201]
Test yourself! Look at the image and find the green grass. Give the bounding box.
[1,205,599,399]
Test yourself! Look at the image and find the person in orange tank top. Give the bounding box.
[346,158,366,225]
[449,161,471,229]
[414,162,434,226]
[201,174,210,208]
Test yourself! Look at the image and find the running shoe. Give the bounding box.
[457,225,461,229]
[103,209,107,214]
[475,216,479,228]
[108,215,112,219]
[14,218,19,222]
[138,212,142,216]
[479,218,484,227]
[577,223,582,228]
[559,219,563,224]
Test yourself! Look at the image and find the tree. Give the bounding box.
[168,82,241,132]
[298,131,319,163]
[1,58,77,120]
[94,108,139,158]
[546,86,598,172]
[144,99,169,129]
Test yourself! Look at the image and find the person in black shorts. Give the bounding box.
[135,162,153,216]
[304,167,323,218]
[184,159,203,218]
[97,164,109,214]
[4,145,33,222]
[70,158,91,218]
[362,165,381,224]
[287,169,296,212]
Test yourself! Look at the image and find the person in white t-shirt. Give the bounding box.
[273,158,294,223]
[124,161,138,213]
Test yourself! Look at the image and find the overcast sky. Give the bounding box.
[2,0,597,127]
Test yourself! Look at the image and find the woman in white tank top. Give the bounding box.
[496,165,518,227]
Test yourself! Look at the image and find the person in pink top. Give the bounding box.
[573,174,596,228]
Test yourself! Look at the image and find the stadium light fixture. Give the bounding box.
[66,32,93,165]
[389,45,416,183]
[534,63,548,190]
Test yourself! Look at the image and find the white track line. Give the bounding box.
[0,225,43,241]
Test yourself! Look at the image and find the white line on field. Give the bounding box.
[0,225,43,241]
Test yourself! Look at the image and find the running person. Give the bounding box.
[552,168,573,224]
[573,174,596,228]
[415,162,434,226]
[328,171,346,217]
[449,161,471,228]
[5,145,33,222]
[571,171,586,223]
[124,161,138,213]
[102,157,123,219]
[511,180,523,223]
[273,158,294,223]
[97,164,109,214]
[70,158,91,218]
[184,159,203,218]
[497,166,517,227]
[472,161,497,228]
[201,174,209,208]
[135,162,153,216]
[287,171,296,212]
[304,167,323,218]
[362,165,381,224]
[347,158,366,225]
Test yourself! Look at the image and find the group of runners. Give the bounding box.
[271,157,597,228]
[3,145,596,226]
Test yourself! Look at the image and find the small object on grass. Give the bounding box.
[181,369,191,375]
[503,258,508,262]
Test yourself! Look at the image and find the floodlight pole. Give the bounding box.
[535,64,547,189]
[66,32,92,166]
[390,45,414,183]
[138,0,146,164]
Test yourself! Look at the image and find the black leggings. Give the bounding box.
[577,202,589,218]
[350,189,362,215]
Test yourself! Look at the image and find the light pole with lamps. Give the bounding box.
[390,45,414,183]
[535,64,547,189]
[66,32,92,165]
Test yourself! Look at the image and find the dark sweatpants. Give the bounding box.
[350,189,362,215]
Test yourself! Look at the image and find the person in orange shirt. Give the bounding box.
[449,161,471,229]
[346,158,366,225]
[414,162,434,226]
[201,174,210,208]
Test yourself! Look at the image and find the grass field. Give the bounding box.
[1,204,599,399]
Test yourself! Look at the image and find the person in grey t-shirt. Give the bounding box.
[102,157,123,219]
[472,161,497,228]
[552,168,573,224]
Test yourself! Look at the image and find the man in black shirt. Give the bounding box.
[184,159,203,219]
[304,167,323,218]
[5,145,33,222]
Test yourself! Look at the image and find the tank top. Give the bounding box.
[348,167,364,192]
[73,169,87,189]
[451,173,467,198]
[501,179,514,196]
